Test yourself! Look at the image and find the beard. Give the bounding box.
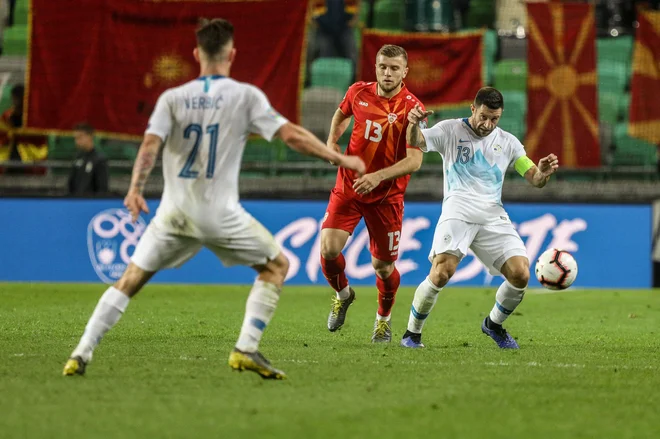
[378,79,401,93]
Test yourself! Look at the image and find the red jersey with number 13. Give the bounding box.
[335,81,425,204]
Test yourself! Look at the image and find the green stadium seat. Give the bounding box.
[619,93,631,122]
[3,25,27,56]
[493,60,527,92]
[48,137,77,161]
[483,29,498,85]
[597,36,633,66]
[14,1,29,26]
[243,137,277,164]
[598,92,621,125]
[466,0,496,29]
[310,58,353,93]
[438,106,471,121]
[100,140,138,161]
[373,0,404,31]
[597,60,628,95]
[0,83,13,114]
[499,91,526,139]
[612,123,656,166]
[301,86,344,141]
[405,0,454,32]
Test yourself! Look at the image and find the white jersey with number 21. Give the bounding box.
[145,75,288,237]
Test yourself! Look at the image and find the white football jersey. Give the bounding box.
[145,75,288,237]
[421,118,527,225]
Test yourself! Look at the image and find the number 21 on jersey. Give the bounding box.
[179,123,219,179]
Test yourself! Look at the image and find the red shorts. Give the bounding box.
[321,189,404,262]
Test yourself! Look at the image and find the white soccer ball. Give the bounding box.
[535,248,578,290]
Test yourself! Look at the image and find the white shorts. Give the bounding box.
[429,219,528,275]
[131,216,282,272]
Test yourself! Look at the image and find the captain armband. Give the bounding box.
[514,156,535,177]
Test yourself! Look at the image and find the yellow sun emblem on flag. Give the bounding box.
[144,54,193,89]
[407,58,440,88]
[526,4,598,166]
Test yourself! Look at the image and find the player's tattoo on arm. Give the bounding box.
[406,123,426,150]
[130,137,161,194]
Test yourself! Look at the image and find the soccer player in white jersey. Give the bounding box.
[400,87,558,349]
[63,18,365,379]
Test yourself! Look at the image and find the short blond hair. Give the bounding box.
[377,44,408,64]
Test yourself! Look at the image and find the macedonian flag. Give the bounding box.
[526,2,600,167]
[629,8,660,144]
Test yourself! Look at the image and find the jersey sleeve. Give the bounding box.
[247,86,289,141]
[145,90,173,141]
[508,133,527,162]
[420,119,452,154]
[338,83,360,116]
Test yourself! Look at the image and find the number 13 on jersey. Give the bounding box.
[364,119,383,142]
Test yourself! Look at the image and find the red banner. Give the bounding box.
[629,8,660,145]
[359,30,483,109]
[526,2,600,167]
[27,0,307,137]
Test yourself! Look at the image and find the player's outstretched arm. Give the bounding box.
[125,134,162,222]
[521,153,559,188]
[406,104,433,151]
[352,147,423,195]
[276,122,365,175]
[326,109,351,164]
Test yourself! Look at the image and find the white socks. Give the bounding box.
[407,277,442,334]
[336,285,351,300]
[71,287,130,363]
[489,281,526,325]
[235,280,281,353]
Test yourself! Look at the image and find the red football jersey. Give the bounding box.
[335,81,425,204]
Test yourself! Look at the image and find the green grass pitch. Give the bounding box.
[1,283,659,439]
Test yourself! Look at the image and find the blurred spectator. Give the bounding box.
[68,123,109,195]
[306,0,358,84]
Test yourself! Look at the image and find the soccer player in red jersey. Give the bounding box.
[321,44,432,342]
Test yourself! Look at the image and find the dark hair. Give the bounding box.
[474,87,504,110]
[73,122,95,136]
[377,44,408,64]
[196,18,234,59]
[11,84,24,98]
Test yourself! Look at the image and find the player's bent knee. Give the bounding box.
[320,229,349,260]
[505,263,530,289]
[429,254,459,287]
[374,263,395,279]
[114,263,153,297]
[255,253,289,288]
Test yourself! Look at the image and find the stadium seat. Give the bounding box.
[0,83,13,114]
[310,58,353,93]
[14,1,29,26]
[597,60,628,95]
[100,140,138,161]
[612,123,657,166]
[243,137,277,164]
[438,106,471,121]
[619,93,631,122]
[499,91,526,140]
[373,0,404,31]
[466,0,496,29]
[48,137,77,161]
[597,36,633,68]
[598,92,621,126]
[301,86,344,142]
[493,59,527,92]
[404,0,454,32]
[483,29,498,85]
[3,25,27,56]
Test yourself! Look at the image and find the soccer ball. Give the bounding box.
[535,248,578,290]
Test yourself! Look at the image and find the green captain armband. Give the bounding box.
[514,156,535,177]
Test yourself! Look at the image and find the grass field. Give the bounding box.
[1,283,659,439]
